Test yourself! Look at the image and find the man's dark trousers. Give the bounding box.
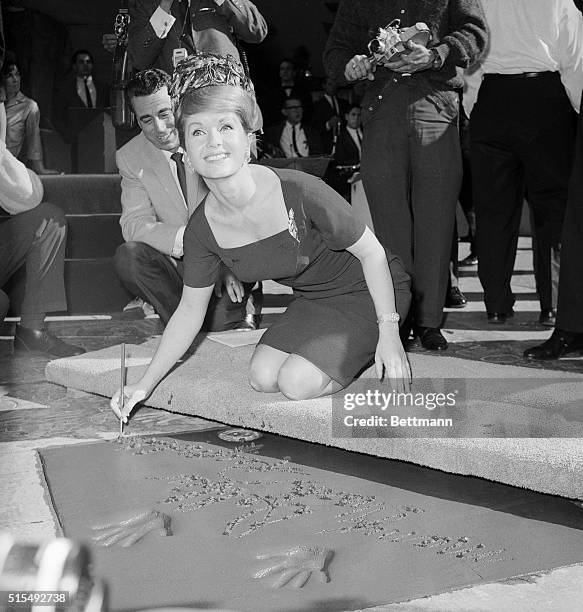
[361,78,462,328]
[0,202,68,318]
[556,91,583,334]
[114,241,253,330]
[470,72,576,314]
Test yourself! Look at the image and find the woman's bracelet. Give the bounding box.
[377,313,400,325]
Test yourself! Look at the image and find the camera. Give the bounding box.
[367,19,431,66]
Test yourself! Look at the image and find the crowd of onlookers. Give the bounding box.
[1,0,583,366]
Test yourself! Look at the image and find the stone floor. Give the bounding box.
[0,239,582,611]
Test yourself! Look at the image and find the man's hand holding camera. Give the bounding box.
[344,55,376,82]
[385,40,436,73]
[345,41,438,82]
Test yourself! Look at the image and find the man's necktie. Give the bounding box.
[171,152,188,202]
[84,78,93,108]
[292,125,304,158]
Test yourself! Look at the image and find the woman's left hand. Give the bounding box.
[374,327,412,393]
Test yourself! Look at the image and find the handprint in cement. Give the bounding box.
[253,545,332,588]
[91,510,172,547]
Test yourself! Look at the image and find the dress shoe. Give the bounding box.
[234,314,261,331]
[538,308,557,327]
[458,253,478,267]
[14,325,85,358]
[523,328,583,361]
[487,310,514,324]
[417,327,448,351]
[445,286,467,308]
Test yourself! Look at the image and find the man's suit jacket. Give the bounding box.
[311,95,349,154]
[334,127,361,166]
[324,127,361,200]
[262,122,324,158]
[52,73,108,142]
[116,132,208,256]
[128,0,267,73]
[260,80,314,127]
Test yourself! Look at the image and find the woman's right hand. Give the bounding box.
[110,383,149,423]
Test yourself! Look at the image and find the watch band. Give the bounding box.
[377,313,400,325]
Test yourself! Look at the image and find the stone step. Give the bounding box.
[40,174,121,214]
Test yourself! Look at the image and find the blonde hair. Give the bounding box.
[176,85,261,144]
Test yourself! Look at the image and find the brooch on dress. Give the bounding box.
[288,208,300,243]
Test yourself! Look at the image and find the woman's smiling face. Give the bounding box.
[183,110,251,180]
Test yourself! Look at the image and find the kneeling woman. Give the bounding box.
[111,54,411,423]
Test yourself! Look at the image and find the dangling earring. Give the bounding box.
[183,153,195,174]
[244,150,252,164]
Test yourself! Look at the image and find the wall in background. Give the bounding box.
[16,0,340,86]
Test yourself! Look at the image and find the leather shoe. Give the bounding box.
[234,314,261,331]
[487,310,514,324]
[445,286,467,308]
[458,253,478,267]
[539,308,556,327]
[14,325,85,357]
[523,329,583,361]
[417,327,448,351]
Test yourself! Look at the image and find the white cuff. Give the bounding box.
[171,226,186,258]
[150,6,176,39]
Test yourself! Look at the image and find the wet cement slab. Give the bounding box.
[39,429,583,612]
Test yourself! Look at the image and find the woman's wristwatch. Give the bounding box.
[377,313,400,325]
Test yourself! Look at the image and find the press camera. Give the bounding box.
[367,19,431,66]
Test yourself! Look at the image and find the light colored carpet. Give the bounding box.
[45,337,583,500]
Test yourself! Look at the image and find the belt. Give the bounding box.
[484,71,557,80]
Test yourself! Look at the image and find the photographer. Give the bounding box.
[128,0,267,74]
[324,1,487,351]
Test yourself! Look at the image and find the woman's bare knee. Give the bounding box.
[249,362,279,393]
[249,345,288,393]
[277,357,330,400]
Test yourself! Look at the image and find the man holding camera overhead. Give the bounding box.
[324,1,487,351]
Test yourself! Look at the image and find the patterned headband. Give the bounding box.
[170,52,255,107]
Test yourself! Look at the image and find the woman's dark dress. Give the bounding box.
[183,168,410,386]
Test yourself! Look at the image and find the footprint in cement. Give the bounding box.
[253,546,332,588]
[91,510,172,547]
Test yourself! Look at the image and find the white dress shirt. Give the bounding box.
[161,147,188,258]
[280,121,309,158]
[76,75,97,108]
[150,5,177,38]
[464,0,583,114]
[324,94,340,116]
[150,0,226,38]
